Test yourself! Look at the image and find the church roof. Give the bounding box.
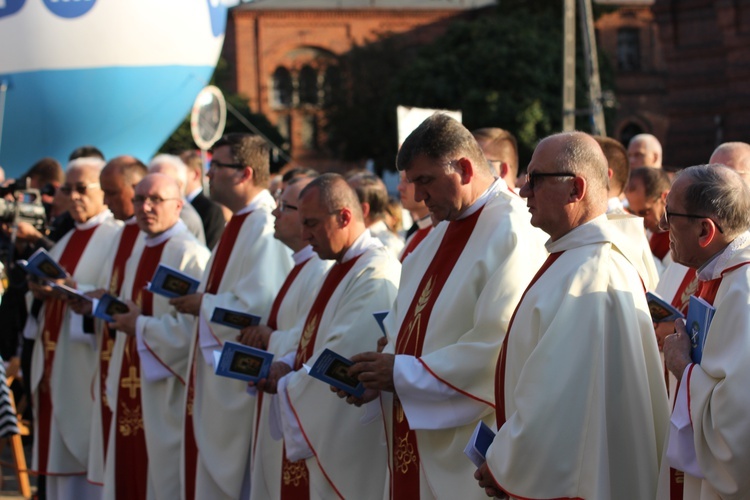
[235,0,496,10]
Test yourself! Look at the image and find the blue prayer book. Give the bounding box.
[464,420,496,468]
[213,341,273,383]
[17,247,67,280]
[93,293,130,323]
[307,348,364,397]
[373,311,389,336]
[646,291,684,323]
[210,308,261,330]
[687,295,715,364]
[147,264,200,298]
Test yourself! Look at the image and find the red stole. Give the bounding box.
[100,222,140,461]
[280,254,361,500]
[495,252,564,429]
[650,231,671,260]
[114,241,166,500]
[252,258,312,462]
[184,210,251,500]
[399,226,432,263]
[37,226,98,474]
[391,208,483,499]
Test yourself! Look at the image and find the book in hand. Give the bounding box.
[93,293,130,323]
[213,341,273,383]
[373,311,389,336]
[52,283,93,302]
[687,295,716,364]
[17,247,67,280]
[646,291,685,323]
[210,308,261,330]
[464,420,496,468]
[147,264,200,299]
[306,348,364,397]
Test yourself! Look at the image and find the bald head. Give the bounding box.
[627,133,662,168]
[100,156,147,221]
[134,173,184,237]
[709,142,750,183]
[301,174,364,223]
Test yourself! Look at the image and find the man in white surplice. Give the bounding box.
[170,133,293,500]
[343,114,548,499]
[30,157,122,500]
[657,165,750,499]
[254,174,400,499]
[476,132,669,500]
[105,174,210,499]
[240,176,331,500]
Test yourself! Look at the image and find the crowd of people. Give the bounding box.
[0,115,748,500]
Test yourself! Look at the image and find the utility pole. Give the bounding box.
[562,0,607,136]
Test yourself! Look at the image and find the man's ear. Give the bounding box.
[569,176,586,202]
[239,165,254,183]
[360,201,371,221]
[500,162,511,180]
[338,207,353,228]
[607,168,614,180]
[455,157,474,184]
[697,219,721,248]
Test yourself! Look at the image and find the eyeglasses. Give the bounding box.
[277,200,298,212]
[133,195,180,206]
[60,182,100,195]
[663,209,724,233]
[209,159,245,170]
[526,172,576,190]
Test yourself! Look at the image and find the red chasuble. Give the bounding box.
[279,255,361,500]
[252,258,312,461]
[37,226,98,474]
[184,211,250,500]
[650,231,671,260]
[399,226,432,263]
[391,208,483,499]
[114,240,166,500]
[100,222,140,462]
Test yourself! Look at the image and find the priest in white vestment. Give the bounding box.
[103,174,210,499]
[344,114,548,500]
[256,174,400,499]
[477,132,669,500]
[241,176,331,500]
[29,158,122,499]
[170,134,293,500]
[657,165,750,500]
[78,156,148,487]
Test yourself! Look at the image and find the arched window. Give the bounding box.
[271,66,293,107]
[298,65,319,105]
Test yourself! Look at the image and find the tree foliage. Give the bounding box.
[325,0,615,172]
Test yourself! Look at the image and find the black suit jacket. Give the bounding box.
[191,191,226,250]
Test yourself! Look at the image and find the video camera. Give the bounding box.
[0,181,49,233]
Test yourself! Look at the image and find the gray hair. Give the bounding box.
[300,173,364,222]
[67,157,105,174]
[149,154,188,194]
[549,131,609,193]
[676,164,750,238]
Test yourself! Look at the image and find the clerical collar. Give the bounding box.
[293,245,315,265]
[340,229,383,263]
[458,178,506,220]
[235,189,273,216]
[144,219,187,247]
[415,213,432,230]
[75,209,112,230]
[698,231,750,281]
[186,187,202,203]
[124,216,137,225]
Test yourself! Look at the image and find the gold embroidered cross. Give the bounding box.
[121,365,140,399]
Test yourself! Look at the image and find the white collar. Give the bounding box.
[124,216,137,226]
[698,231,750,281]
[293,245,315,265]
[415,213,432,229]
[144,219,187,247]
[235,189,273,216]
[75,209,112,230]
[607,197,624,213]
[341,229,383,263]
[186,187,202,203]
[458,178,506,220]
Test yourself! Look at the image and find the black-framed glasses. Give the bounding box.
[526,172,576,190]
[60,182,100,195]
[209,159,245,170]
[133,195,180,206]
[277,200,298,212]
[663,209,724,233]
